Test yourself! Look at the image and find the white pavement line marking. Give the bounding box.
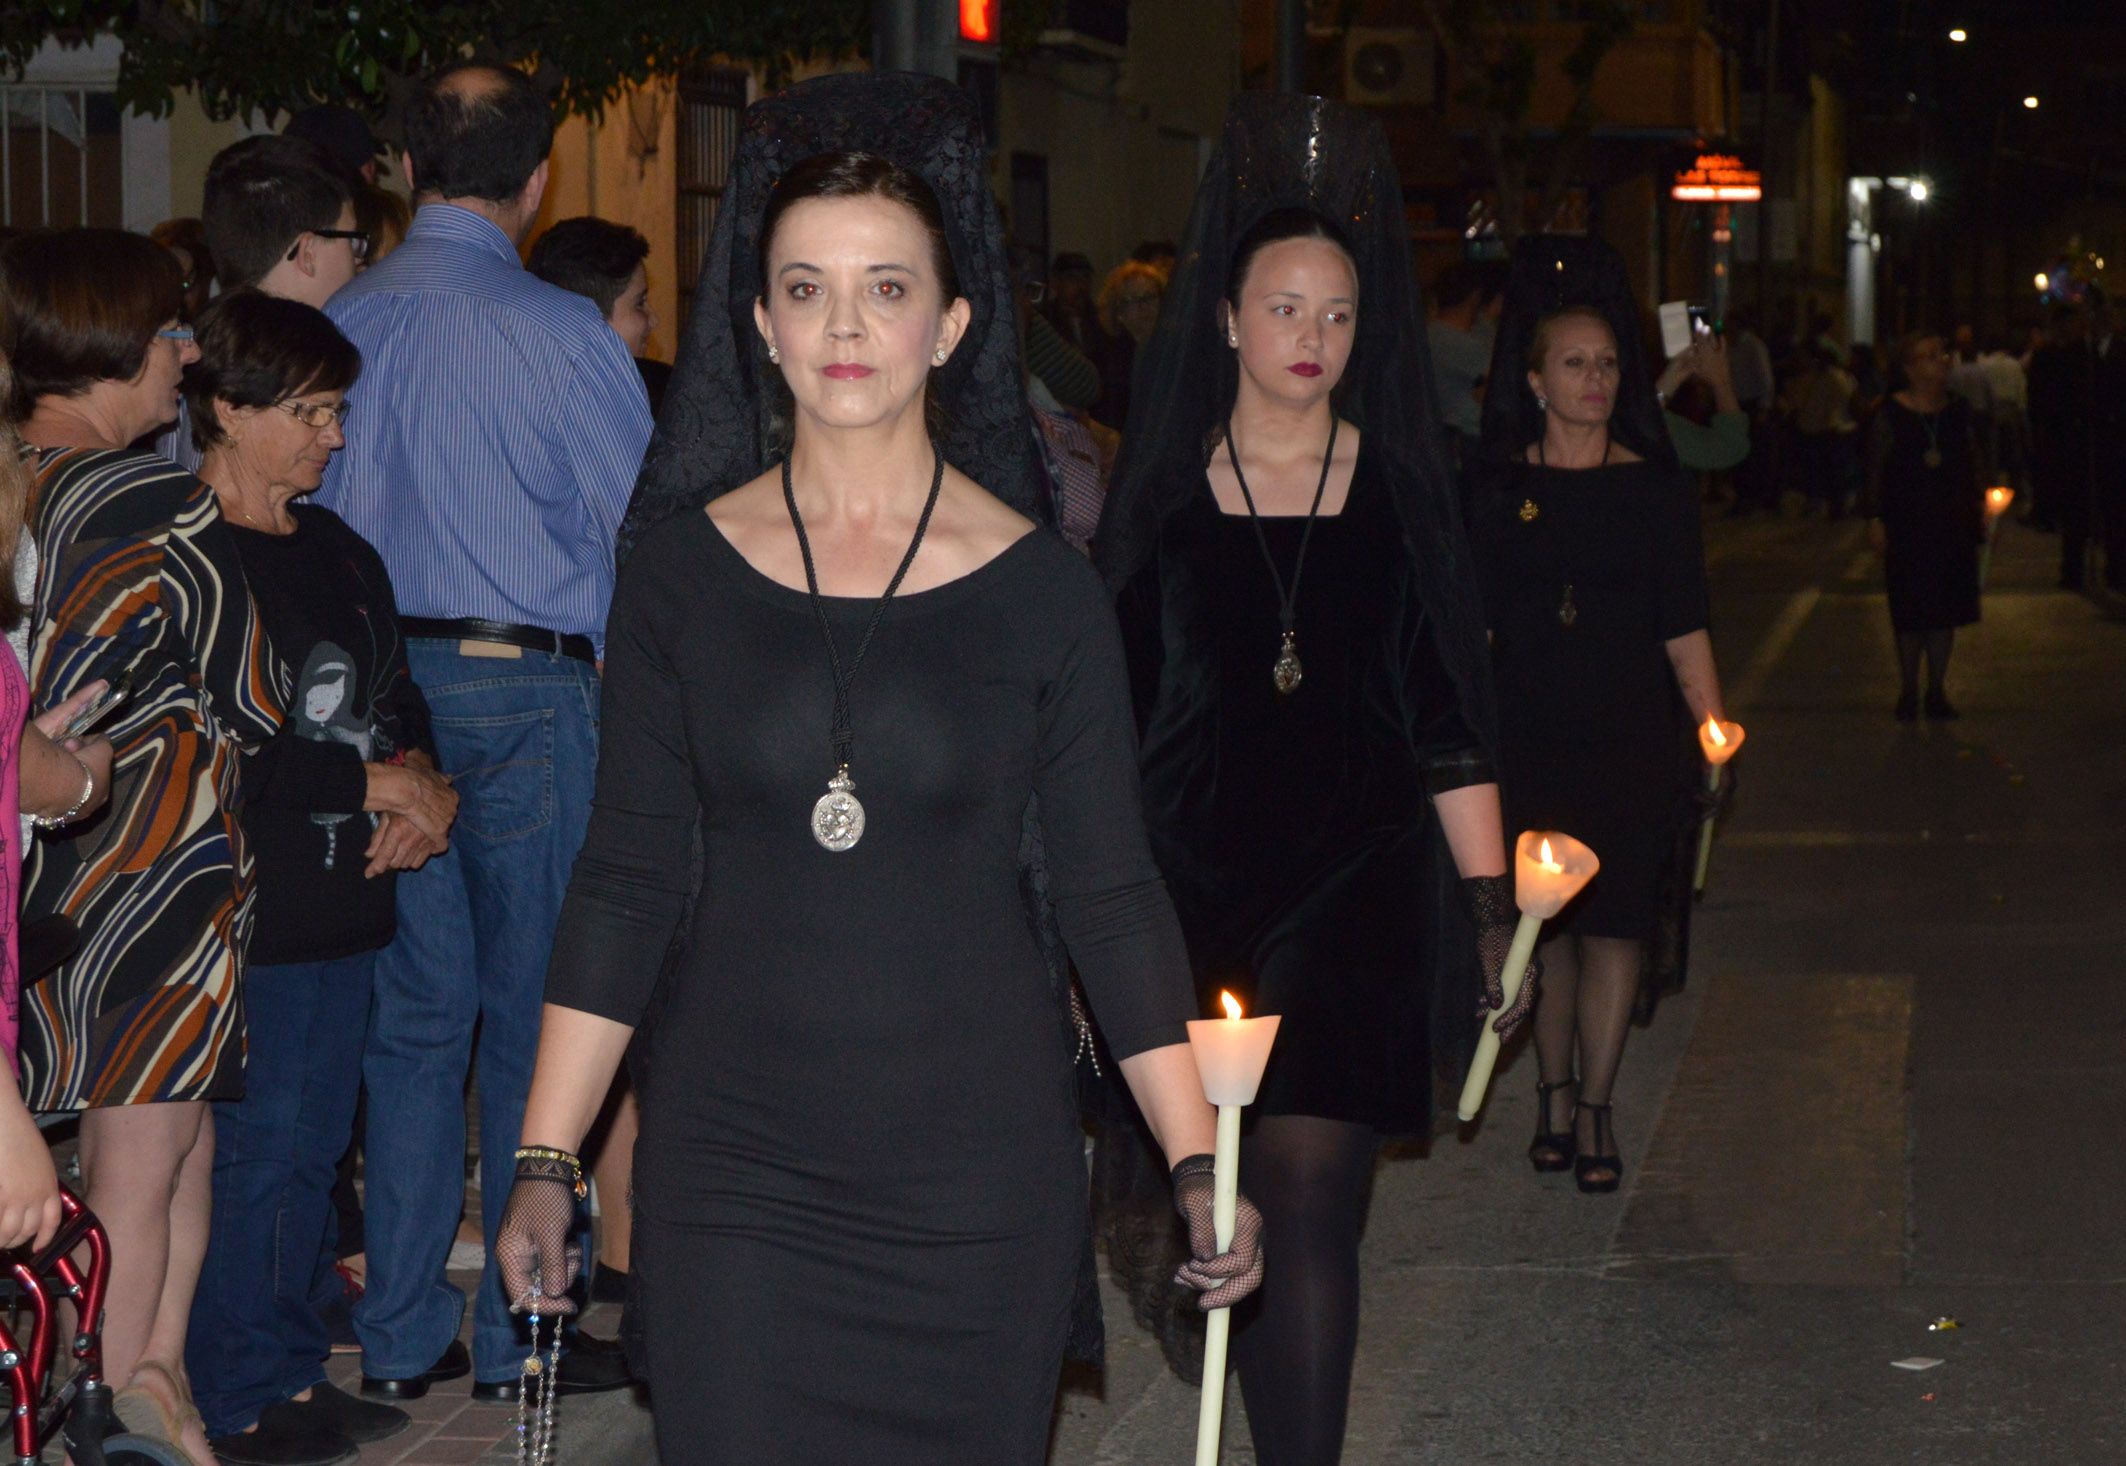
[1727,586,1820,712]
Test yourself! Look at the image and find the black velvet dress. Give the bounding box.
[544,512,1195,1463]
[1116,443,1490,1137]
[1474,459,1710,941]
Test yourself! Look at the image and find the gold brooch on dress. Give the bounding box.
[1518,499,1540,523]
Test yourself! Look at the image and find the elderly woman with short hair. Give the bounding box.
[178,289,457,1466]
[4,226,282,1465]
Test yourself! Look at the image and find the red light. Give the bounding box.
[960,0,999,43]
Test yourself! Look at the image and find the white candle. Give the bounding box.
[1457,831,1599,1123]
[1693,717,1746,896]
[1185,992,1281,1466]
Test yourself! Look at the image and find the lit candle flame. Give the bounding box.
[1220,990,1243,1022]
[1987,487,2013,511]
[1537,837,1562,872]
[1706,716,1728,748]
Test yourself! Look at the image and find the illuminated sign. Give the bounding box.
[1672,154,1763,203]
[961,0,1000,43]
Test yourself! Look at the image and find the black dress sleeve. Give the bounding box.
[1403,601,1494,795]
[1655,468,1712,641]
[1034,565,1196,1059]
[1113,553,1165,744]
[544,541,701,1027]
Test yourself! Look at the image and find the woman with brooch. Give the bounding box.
[1468,237,1728,1196]
[1092,94,1530,1466]
[1861,330,1989,720]
[488,73,1262,1463]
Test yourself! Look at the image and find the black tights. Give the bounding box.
[1230,1114,1379,1466]
[1895,629,1954,696]
[1532,933,1644,1177]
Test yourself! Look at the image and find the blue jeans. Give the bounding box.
[353,646,599,1383]
[189,951,376,1438]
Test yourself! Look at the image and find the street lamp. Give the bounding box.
[2036,272,2050,292]
[2023,95,2041,109]
[1948,27,1968,42]
[1908,179,1931,203]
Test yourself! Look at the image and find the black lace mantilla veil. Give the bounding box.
[1087,93,1500,1383]
[1474,232,1677,472]
[616,70,1044,555]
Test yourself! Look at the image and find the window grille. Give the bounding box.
[675,68,749,317]
[0,85,125,229]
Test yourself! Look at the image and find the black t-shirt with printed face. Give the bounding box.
[230,503,432,966]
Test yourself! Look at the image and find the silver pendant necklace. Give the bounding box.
[1225,416,1339,696]
[1918,404,1945,469]
[784,446,943,852]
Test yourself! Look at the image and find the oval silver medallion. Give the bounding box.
[810,769,865,852]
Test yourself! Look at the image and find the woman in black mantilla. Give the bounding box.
[487,74,1263,1463]
[1468,237,1728,1195]
[1093,94,1532,1466]
[1861,330,1988,720]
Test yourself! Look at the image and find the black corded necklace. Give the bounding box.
[1224,415,1339,696]
[783,444,944,851]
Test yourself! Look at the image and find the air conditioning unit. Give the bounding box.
[1344,27,1435,108]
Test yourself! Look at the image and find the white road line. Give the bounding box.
[1727,586,1821,712]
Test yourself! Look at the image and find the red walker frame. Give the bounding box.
[2,1184,126,1466]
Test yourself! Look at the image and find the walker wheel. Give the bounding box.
[99,1432,195,1466]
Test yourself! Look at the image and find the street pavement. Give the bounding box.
[345,508,2126,1464]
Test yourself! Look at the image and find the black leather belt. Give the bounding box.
[400,616,597,665]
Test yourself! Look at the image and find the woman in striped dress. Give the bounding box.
[4,229,282,1466]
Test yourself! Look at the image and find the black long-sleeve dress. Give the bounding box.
[543,510,1195,1463]
[1862,396,1985,632]
[1115,443,1492,1136]
[1475,458,1709,940]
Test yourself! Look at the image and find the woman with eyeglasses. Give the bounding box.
[178,289,457,1465]
[2,227,282,1466]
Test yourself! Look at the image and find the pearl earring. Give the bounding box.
[767,345,780,364]
[1228,334,1238,348]
[1535,394,1549,411]
[934,348,948,365]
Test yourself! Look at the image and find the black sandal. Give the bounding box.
[1529,1079,1576,1173]
[1574,1101,1622,1194]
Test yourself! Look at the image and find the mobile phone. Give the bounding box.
[59,673,131,740]
[1658,301,1693,359]
[1688,303,1716,338]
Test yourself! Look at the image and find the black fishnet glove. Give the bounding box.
[495,1160,582,1317]
[1169,1155,1265,1311]
[1464,874,1540,1037]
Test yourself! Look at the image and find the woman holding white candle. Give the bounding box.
[487,75,1262,1464]
[1094,95,1527,1465]
[1470,237,1727,1195]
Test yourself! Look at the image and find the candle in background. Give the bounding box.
[1980,485,2015,585]
[1693,717,1746,896]
[1456,831,1598,1123]
[1185,991,1280,1466]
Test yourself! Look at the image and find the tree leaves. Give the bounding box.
[1,0,868,129]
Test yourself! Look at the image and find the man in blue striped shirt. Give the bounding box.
[316,61,650,1406]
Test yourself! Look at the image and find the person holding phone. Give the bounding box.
[1656,331,1750,473]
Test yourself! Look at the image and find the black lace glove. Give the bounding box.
[1169,1154,1265,1311]
[1464,874,1540,1037]
[494,1153,583,1316]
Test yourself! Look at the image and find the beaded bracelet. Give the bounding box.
[30,760,95,831]
[514,1145,588,1200]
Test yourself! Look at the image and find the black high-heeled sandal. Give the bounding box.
[1574,1101,1622,1194]
[1529,1079,1576,1173]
